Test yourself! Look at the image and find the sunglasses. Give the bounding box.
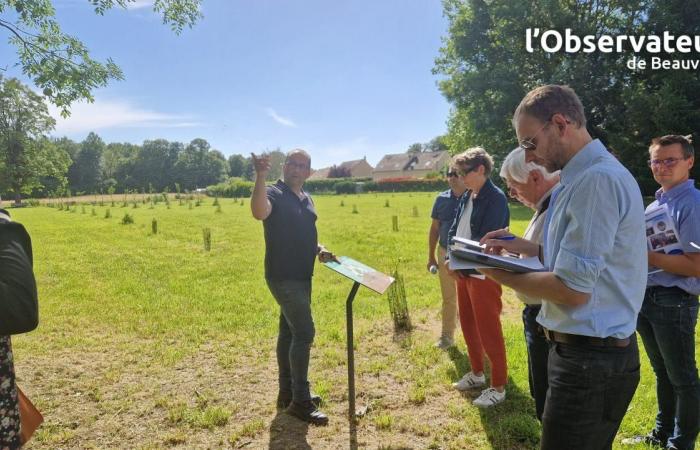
[647,157,687,168]
[519,121,551,152]
[457,166,478,177]
[519,116,571,152]
[446,171,459,178]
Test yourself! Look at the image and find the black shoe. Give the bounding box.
[276,392,322,409]
[285,400,329,426]
[621,432,666,448]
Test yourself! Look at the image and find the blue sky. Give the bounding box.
[2,0,452,169]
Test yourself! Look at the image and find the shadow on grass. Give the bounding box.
[268,411,310,450]
[447,347,541,450]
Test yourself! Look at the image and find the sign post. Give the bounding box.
[324,256,394,443]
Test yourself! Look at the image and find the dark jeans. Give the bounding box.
[266,279,315,403]
[541,335,640,450]
[523,304,549,421]
[637,286,700,450]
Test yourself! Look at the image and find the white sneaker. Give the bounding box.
[473,387,506,408]
[452,372,486,391]
[434,336,455,349]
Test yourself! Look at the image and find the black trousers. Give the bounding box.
[541,335,640,450]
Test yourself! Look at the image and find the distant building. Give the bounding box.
[308,157,374,180]
[308,167,331,180]
[372,151,450,181]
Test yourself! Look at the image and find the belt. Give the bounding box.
[646,285,690,296]
[543,328,631,348]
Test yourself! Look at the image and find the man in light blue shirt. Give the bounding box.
[623,135,700,450]
[479,85,646,450]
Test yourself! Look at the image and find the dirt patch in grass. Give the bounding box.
[19,293,537,450]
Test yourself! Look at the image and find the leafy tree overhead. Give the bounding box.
[0,76,56,203]
[0,0,203,116]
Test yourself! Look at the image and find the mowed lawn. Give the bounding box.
[7,193,688,449]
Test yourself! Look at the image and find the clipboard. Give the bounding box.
[449,238,545,273]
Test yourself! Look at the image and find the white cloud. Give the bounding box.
[48,98,202,134]
[266,108,297,128]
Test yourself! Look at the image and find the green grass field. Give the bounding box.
[7,193,688,449]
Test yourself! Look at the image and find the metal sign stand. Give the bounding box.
[322,256,394,449]
[345,281,361,424]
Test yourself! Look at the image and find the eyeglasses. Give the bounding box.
[519,121,551,152]
[285,161,310,170]
[647,157,686,168]
[446,171,459,178]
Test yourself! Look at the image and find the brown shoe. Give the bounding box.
[285,400,329,426]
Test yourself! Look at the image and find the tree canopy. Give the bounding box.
[0,0,203,116]
[434,0,700,193]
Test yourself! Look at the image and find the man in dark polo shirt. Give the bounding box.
[251,149,334,426]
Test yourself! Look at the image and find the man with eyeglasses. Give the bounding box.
[427,166,467,349]
[251,149,335,426]
[623,135,700,450]
[479,85,646,449]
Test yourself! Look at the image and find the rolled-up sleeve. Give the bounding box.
[553,172,620,293]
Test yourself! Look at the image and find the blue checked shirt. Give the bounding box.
[538,139,647,338]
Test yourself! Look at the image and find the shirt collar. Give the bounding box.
[276,179,308,200]
[473,178,496,200]
[450,189,464,200]
[535,183,560,212]
[560,139,608,186]
[655,179,695,203]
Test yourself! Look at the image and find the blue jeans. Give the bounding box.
[541,335,640,450]
[266,279,315,403]
[637,286,700,450]
[523,304,549,421]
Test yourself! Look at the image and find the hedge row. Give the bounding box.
[207,176,450,197]
[304,177,372,193]
[206,178,254,197]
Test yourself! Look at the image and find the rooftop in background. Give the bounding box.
[373,151,450,180]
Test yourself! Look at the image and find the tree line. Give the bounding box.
[0,76,290,202]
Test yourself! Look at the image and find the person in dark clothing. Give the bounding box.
[0,208,39,448]
[250,149,335,426]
